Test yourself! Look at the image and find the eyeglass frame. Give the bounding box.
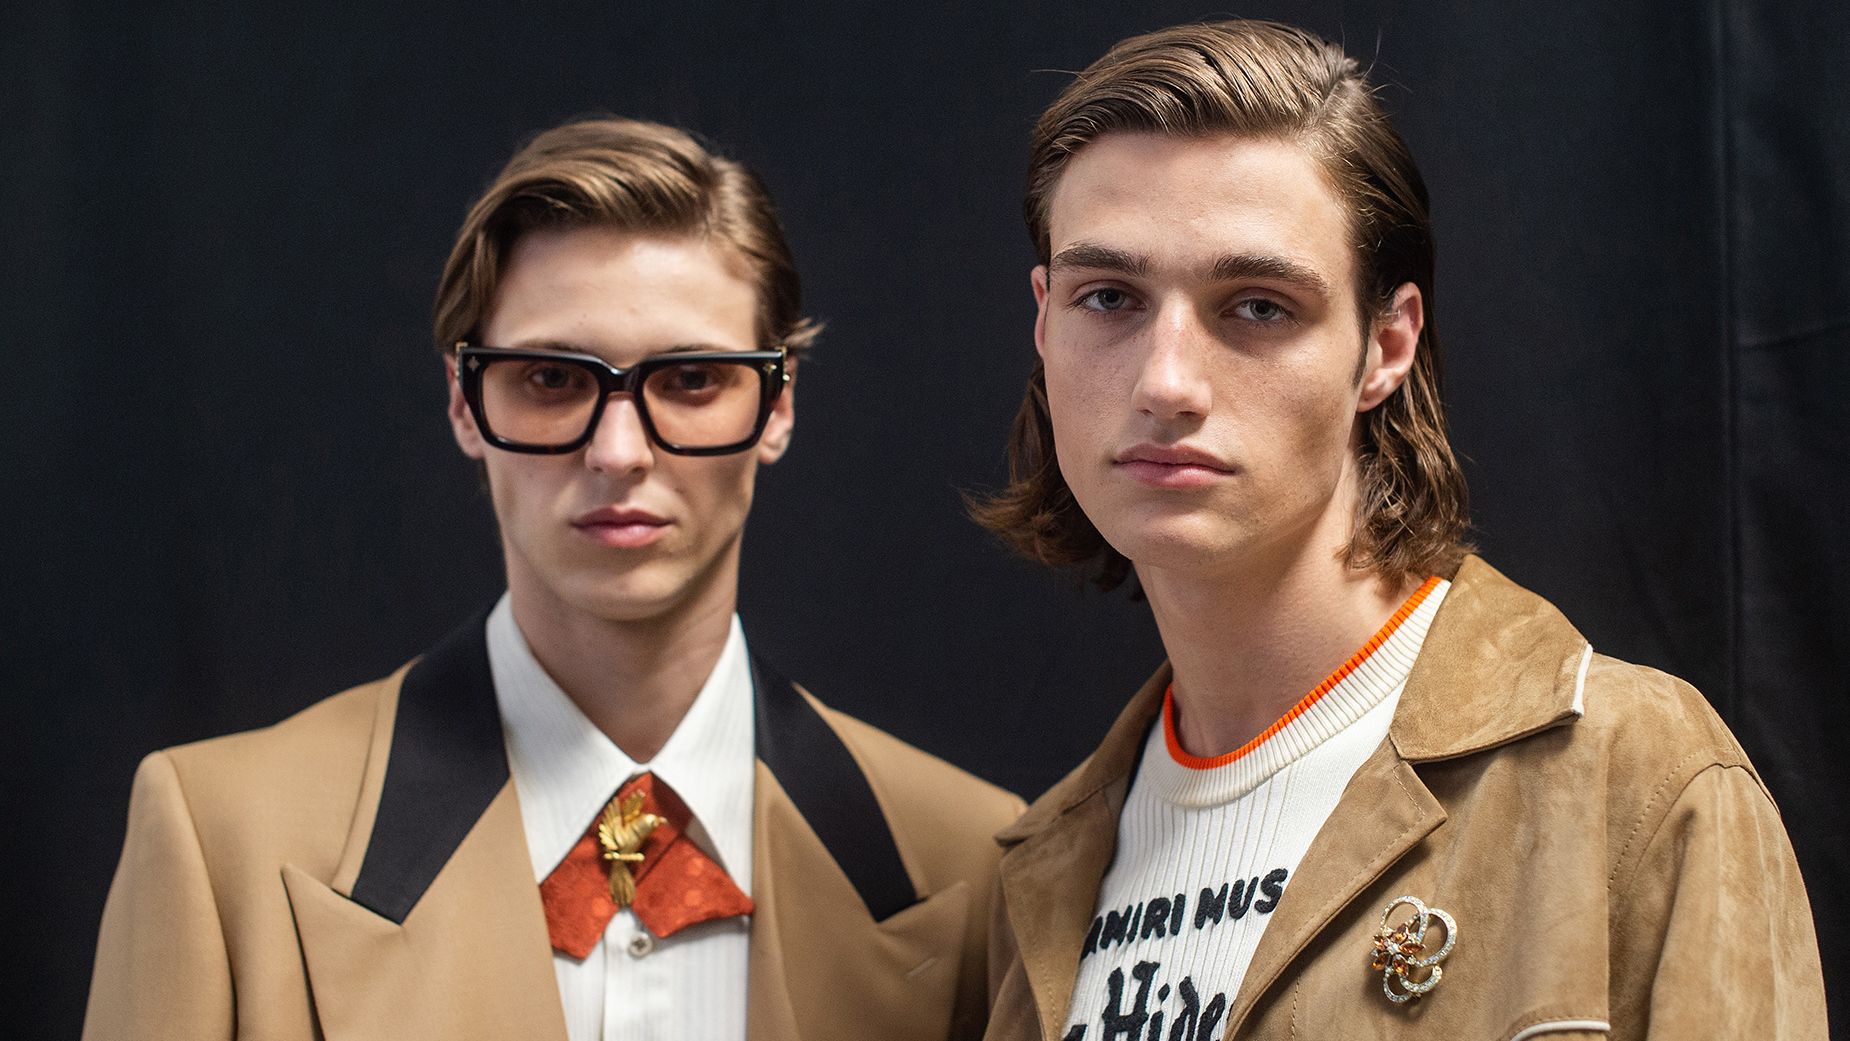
[453,341,791,456]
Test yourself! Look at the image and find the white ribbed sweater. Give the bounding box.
[1059,579,1449,1041]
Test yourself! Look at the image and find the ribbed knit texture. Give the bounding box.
[1060,578,1448,1041]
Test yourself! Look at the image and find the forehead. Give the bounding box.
[1045,132,1354,288]
[483,226,758,352]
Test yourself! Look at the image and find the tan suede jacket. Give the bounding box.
[984,557,1826,1041]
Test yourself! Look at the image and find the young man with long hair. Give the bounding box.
[974,21,1824,1041]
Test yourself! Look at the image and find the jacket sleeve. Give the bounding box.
[1615,762,1827,1040]
[84,751,236,1041]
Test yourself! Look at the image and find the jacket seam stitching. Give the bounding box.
[1607,748,1714,888]
[1613,750,1709,887]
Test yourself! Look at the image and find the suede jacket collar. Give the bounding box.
[996,555,1587,847]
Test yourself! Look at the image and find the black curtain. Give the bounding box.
[4,2,1843,1035]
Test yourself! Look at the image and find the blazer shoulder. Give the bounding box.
[809,694,1026,882]
[150,668,403,868]
[162,669,395,786]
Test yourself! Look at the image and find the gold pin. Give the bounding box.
[1370,895,1456,1004]
[596,790,664,908]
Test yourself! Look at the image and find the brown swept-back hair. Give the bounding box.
[972,19,1470,590]
[433,116,819,356]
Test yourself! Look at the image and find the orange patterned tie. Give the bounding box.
[539,772,754,959]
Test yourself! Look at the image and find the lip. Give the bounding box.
[571,506,671,548]
[1112,443,1236,489]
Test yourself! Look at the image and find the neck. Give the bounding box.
[508,549,741,763]
[1139,475,1419,761]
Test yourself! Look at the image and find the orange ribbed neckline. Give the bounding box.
[1163,575,1442,771]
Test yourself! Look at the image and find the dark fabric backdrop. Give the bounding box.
[4,1,1843,1036]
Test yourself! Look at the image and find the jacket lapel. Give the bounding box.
[746,658,964,1041]
[285,785,566,1041]
[1218,742,1446,1038]
[1219,556,1584,1036]
[999,786,1126,1041]
[285,612,567,1041]
[994,667,1169,1041]
[748,764,969,1041]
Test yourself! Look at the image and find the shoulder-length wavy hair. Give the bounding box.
[972,19,1471,590]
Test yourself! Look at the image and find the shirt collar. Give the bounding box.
[486,594,756,890]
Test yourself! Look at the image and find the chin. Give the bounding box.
[571,583,692,624]
[1095,501,1254,566]
[541,559,698,624]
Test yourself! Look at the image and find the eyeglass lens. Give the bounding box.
[476,355,765,450]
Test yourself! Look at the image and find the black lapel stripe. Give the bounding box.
[350,609,508,923]
[751,652,917,921]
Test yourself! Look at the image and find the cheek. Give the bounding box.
[1043,345,1124,430]
[481,457,548,530]
[1039,365,1094,470]
[480,455,517,511]
[1261,364,1361,470]
[663,457,759,528]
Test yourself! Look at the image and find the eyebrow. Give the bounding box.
[1048,243,1149,277]
[502,339,585,353]
[1048,242,1332,299]
[504,339,729,356]
[1210,252,1331,298]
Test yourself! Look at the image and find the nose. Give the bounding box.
[583,394,655,476]
[1130,302,1212,420]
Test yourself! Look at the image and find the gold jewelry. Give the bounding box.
[596,790,664,908]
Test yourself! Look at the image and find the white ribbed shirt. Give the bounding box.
[487,595,754,1041]
[1060,579,1449,1041]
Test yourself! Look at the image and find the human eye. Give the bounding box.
[1072,286,1138,314]
[667,364,716,393]
[648,361,734,403]
[520,360,593,397]
[1230,296,1294,324]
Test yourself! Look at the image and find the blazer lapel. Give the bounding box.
[285,785,566,1041]
[285,612,568,1041]
[746,656,964,1041]
[748,764,969,1041]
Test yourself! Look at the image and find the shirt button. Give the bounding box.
[626,932,656,959]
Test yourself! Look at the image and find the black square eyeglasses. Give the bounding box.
[454,342,789,456]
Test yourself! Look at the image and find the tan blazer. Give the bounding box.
[983,557,1827,1041]
[85,615,1025,1041]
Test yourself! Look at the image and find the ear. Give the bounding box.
[1031,265,1051,361]
[445,355,489,460]
[756,354,797,465]
[1358,283,1423,413]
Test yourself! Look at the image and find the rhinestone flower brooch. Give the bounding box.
[1370,895,1457,1004]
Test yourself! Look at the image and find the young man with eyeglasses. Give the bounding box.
[973,20,1825,1041]
[85,117,1023,1041]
